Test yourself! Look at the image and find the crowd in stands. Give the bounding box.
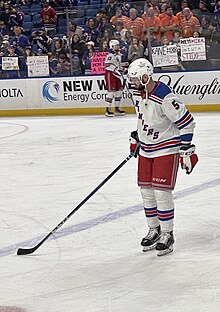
[0,0,219,77]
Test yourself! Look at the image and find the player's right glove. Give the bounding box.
[129,130,140,158]
[179,144,198,175]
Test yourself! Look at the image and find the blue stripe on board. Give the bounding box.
[0,178,219,257]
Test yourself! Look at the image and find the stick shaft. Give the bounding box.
[17,154,133,255]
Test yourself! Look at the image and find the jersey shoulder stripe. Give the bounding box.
[149,81,172,101]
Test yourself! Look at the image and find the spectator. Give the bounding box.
[49,53,58,76]
[160,6,179,41]
[0,47,6,78]
[120,1,131,17]
[81,41,95,74]
[7,5,24,30]
[110,7,129,26]
[200,15,211,35]
[51,38,67,59]
[100,15,115,37]
[0,20,9,37]
[56,53,71,76]
[99,39,109,52]
[171,29,182,46]
[176,0,189,23]
[95,12,104,32]
[68,20,83,41]
[124,29,134,45]
[158,0,180,14]
[5,45,20,78]
[158,3,168,20]
[143,6,161,43]
[40,0,57,35]
[1,2,15,30]
[170,29,183,68]
[35,48,47,56]
[104,0,118,18]
[192,30,200,37]
[114,21,128,41]
[29,27,52,55]
[13,4,25,23]
[128,36,144,63]
[114,31,129,66]
[179,7,201,38]
[71,33,87,60]
[142,2,160,19]
[100,29,113,47]
[20,45,33,77]
[71,54,82,75]
[192,0,214,22]
[125,8,145,41]
[1,38,10,54]
[161,35,171,45]
[83,17,100,47]
[10,26,30,56]
[205,20,219,44]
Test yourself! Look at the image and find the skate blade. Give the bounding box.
[157,245,174,256]
[105,113,115,117]
[115,112,126,116]
[142,242,157,252]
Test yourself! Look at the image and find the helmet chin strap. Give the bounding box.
[141,75,151,87]
[137,75,151,91]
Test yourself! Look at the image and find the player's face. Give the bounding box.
[129,74,150,86]
[142,74,150,83]
[113,44,120,51]
[129,77,141,86]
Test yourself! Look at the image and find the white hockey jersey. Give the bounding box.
[132,81,196,158]
[105,49,122,74]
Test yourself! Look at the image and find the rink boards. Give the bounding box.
[0,70,219,116]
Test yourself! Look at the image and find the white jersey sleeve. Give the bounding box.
[162,93,195,144]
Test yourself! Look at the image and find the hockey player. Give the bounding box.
[104,39,126,117]
[128,58,198,256]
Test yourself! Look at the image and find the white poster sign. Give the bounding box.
[152,45,179,67]
[2,57,19,70]
[180,37,206,61]
[27,56,49,77]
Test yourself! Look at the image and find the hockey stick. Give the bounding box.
[17,154,133,255]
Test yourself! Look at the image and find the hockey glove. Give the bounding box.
[129,130,140,158]
[179,144,198,175]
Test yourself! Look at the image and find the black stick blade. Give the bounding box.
[17,247,37,255]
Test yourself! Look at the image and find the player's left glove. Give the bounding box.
[179,144,198,175]
[129,130,140,158]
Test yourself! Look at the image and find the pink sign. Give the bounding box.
[91,52,108,74]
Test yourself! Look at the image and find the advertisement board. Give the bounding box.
[0,70,219,115]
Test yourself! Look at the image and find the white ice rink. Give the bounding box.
[0,112,220,312]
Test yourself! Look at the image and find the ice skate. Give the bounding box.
[115,107,126,116]
[156,231,174,256]
[105,108,115,117]
[141,225,161,252]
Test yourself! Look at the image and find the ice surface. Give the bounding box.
[0,113,220,312]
